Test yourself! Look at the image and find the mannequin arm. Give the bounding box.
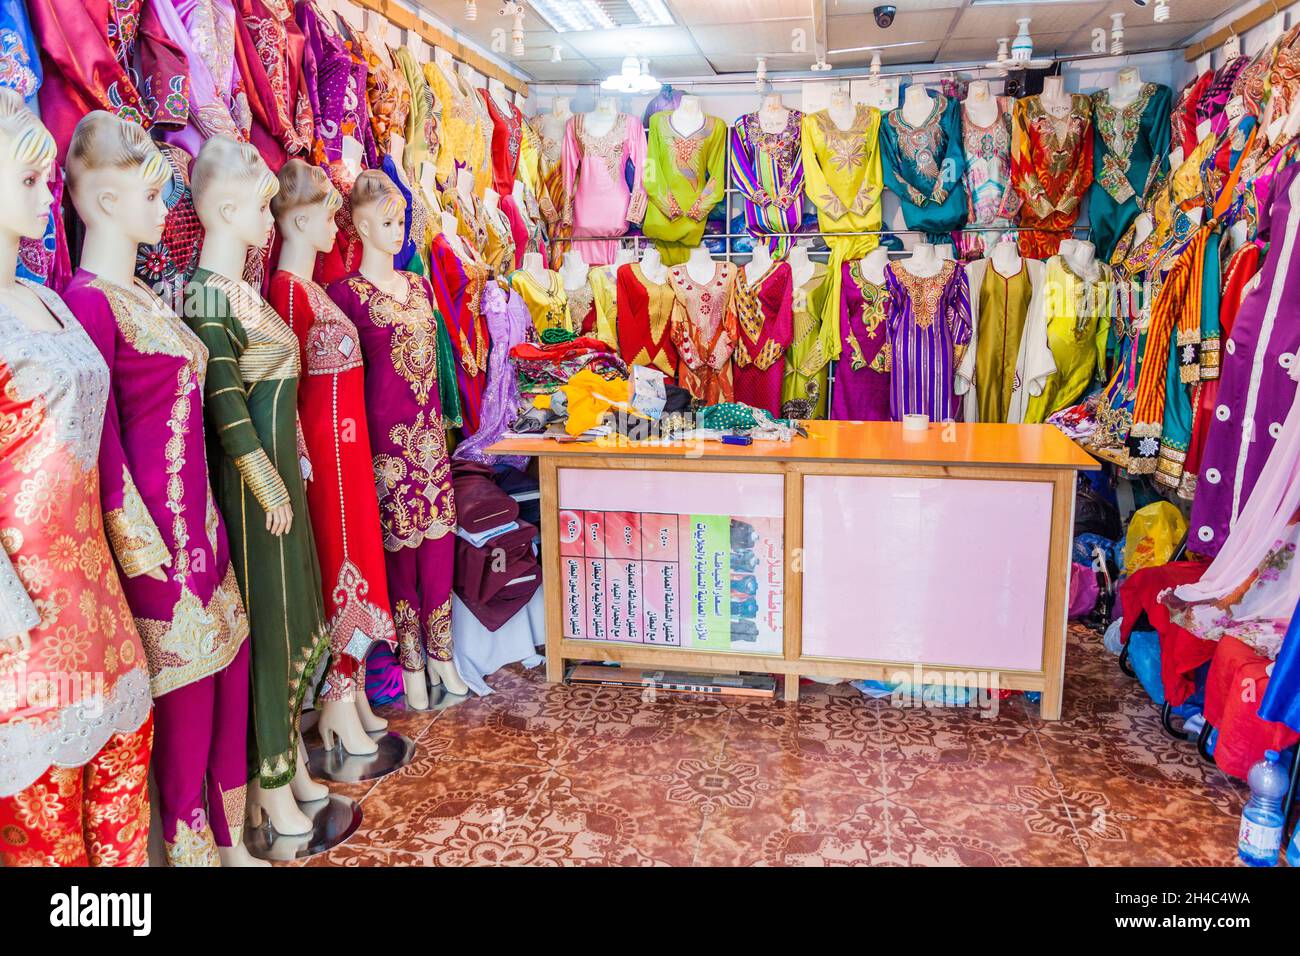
[1010,101,1057,220]
[560,117,580,228]
[729,125,770,206]
[190,286,290,512]
[948,268,972,369]
[626,118,649,225]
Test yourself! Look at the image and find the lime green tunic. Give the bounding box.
[642,112,727,265]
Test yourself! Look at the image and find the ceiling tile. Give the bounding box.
[827,40,942,66]
[690,20,815,56]
[825,10,960,49]
[559,25,697,57]
[947,3,1109,40]
[666,0,813,26]
[589,53,719,76]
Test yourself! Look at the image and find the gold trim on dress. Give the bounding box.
[233,450,291,512]
[165,818,221,867]
[104,466,170,578]
[135,567,249,697]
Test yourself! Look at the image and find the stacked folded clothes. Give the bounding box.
[451,461,542,631]
[509,333,628,396]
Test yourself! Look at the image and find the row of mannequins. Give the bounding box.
[530,67,1171,272]
[0,94,472,868]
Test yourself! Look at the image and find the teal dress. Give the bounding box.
[1088,84,1173,262]
[880,92,968,242]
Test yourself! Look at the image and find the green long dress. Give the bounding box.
[185,268,329,789]
[781,262,830,419]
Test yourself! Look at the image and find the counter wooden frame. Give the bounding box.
[496,422,1097,721]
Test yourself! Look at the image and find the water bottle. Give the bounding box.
[1238,750,1288,866]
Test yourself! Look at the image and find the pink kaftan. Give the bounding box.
[561,112,647,266]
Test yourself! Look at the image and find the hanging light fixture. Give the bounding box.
[600,55,660,93]
[464,0,477,20]
[511,8,525,55]
[551,45,562,63]
[870,50,882,76]
[1110,12,1125,55]
[1153,0,1169,23]
[985,37,1010,71]
[755,56,768,92]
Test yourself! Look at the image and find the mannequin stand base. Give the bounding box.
[243,794,362,862]
[306,730,416,784]
[403,680,471,713]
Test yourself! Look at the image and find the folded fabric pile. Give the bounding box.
[509,334,628,396]
[451,461,541,631]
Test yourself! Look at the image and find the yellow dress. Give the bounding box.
[642,112,727,264]
[800,105,884,357]
[425,63,486,191]
[1022,256,1112,423]
[395,46,438,181]
[589,266,618,349]
[510,269,574,335]
[483,206,516,274]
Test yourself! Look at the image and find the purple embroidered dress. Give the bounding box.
[833,260,892,420]
[66,270,251,863]
[453,280,531,470]
[884,259,971,421]
[729,110,804,258]
[153,0,250,152]
[327,272,458,673]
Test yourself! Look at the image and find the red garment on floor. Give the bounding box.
[1119,560,1211,706]
[1204,634,1300,780]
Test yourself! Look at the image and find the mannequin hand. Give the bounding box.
[266,504,294,537]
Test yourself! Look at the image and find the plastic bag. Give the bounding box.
[1068,562,1100,618]
[1122,501,1188,576]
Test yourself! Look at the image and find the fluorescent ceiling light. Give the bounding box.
[970,0,1088,5]
[529,0,673,32]
[827,40,927,55]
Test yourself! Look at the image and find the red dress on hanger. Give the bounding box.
[427,234,490,434]
[615,262,679,380]
[732,261,794,417]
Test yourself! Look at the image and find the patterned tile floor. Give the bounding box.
[294,625,1255,866]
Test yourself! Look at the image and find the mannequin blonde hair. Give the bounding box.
[66,110,169,192]
[272,158,341,219]
[0,87,55,167]
[191,135,278,204]
[349,168,405,218]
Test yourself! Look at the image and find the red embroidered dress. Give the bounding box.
[1010,94,1094,258]
[733,261,794,417]
[270,271,396,702]
[232,0,313,170]
[615,262,678,380]
[668,261,745,405]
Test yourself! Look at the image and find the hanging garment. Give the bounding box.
[1258,595,1300,733]
[0,280,153,811]
[884,259,971,421]
[483,204,517,275]
[1022,256,1113,424]
[0,0,41,112]
[833,259,893,421]
[566,265,618,349]
[510,268,573,336]
[447,189,491,260]
[1190,161,1300,557]
[133,143,204,301]
[28,0,191,163]
[232,0,313,171]
[730,109,805,257]
[957,257,1053,423]
[528,113,566,242]
[1088,84,1173,262]
[453,281,531,470]
[296,0,368,167]
[880,92,968,240]
[959,95,1019,260]
[1173,69,1214,159]
[668,261,747,404]
[468,82,496,197]
[427,234,490,434]
[151,0,249,150]
[1010,94,1094,257]
[514,121,549,257]
[185,268,329,788]
[332,15,378,162]
[269,270,396,707]
[733,261,794,417]
[616,262,679,379]
[353,28,408,163]
[394,46,438,179]
[800,105,883,363]
[425,62,486,190]
[643,111,727,265]
[782,262,830,420]
[1164,358,1300,662]
[327,272,457,672]
[480,87,524,197]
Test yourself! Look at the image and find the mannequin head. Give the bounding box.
[66,111,170,247]
[272,158,341,255]
[192,135,278,249]
[349,168,406,256]
[0,87,57,245]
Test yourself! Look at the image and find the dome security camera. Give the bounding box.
[874,5,896,28]
[1131,0,1148,6]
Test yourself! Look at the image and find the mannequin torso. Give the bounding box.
[898,242,943,279]
[758,94,790,134]
[965,80,998,128]
[639,245,669,284]
[684,245,716,284]
[585,97,619,138]
[901,84,935,127]
[827,91,856,131]
[671,95,706,136]
[1109,67,1144,109]
[787,245,816,288]
[559,254,590,292]
[858,246,891,285]
[989,242,1023,278]
[1040,76,1072,118]
[745,244,774,286]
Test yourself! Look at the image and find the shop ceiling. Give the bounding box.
[412,0,1230,82]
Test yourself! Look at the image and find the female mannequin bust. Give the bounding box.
[684,244,715,284]
[858,246,891,285]
[901,83,934,127]
[522,250,551,285]
[745,242,773,286]
[1059,237,1098,278]
[640,244,669,284]
[271,159,398,758]
[1041,76,1072,117]
[613,245,637,267]
[537,96,573,149]
[899,241,943,278]
[758,93,790,134]
[456,167,475,206]
[188,137,332,838]
[433,46,454,72]
[0,89,155,869]
[66,112,259,867]
[787,242,816,288]
[585,96,619,138]
[1111,67,1144,109]
[827,90,856,131]
[671,95,705,136]
[989,240,1023,278]
[965,80,998,127]
[558,252,590,292]
[330,171,469,704]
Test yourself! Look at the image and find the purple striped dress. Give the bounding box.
[884,259,971,421]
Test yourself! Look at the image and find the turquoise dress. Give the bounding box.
[1088,84,1173,262]
[880,92,968,242]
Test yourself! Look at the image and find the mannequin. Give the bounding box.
[1110,67,1144,109]
[758,93,790,134]
[965,80,998,128]
[1040,76,1072,118]
[433,46,454,72]
[1059,238,1099,279]
[65,112,258,867]
[640,244,669,284]
[827,89,857,131]
[456,167,475,207]
[989,240,1023,278]
[684,244,716,284]
[901,83,935,127]
[0,89,155,868]
[328,171,470,703]
[441,211,474,261]
[1130,213,1154,249]
[613,245,637,267]
[745,242,774,286]
[858,246,891,285]
[522,250,551,284]
[787,243,816,288]
[271,159,398,759]
[898,241,943,278]
[189,136,332,838]
[585,96,619,138]
[671,95,706,136]
[861,75,897,112]
[536,96,573,150]
[559,252,590,292]
[489,79,512,115]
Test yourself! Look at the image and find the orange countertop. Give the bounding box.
[488,421,1099,470]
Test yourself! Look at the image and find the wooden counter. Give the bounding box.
[490,422,1098,719]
